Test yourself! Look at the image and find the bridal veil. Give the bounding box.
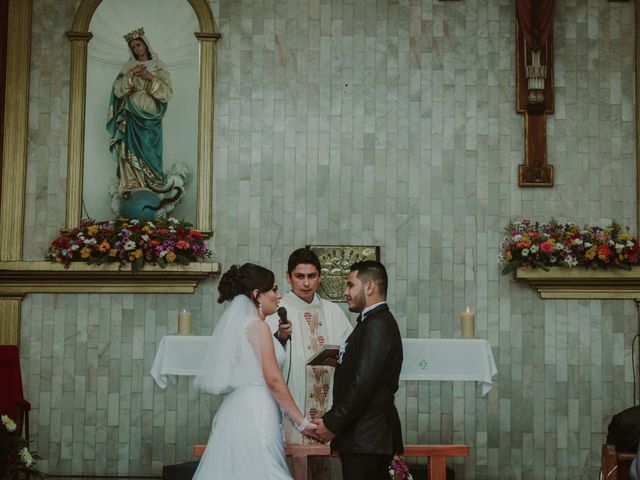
[194,294,264,394]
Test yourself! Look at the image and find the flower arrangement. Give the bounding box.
[498,219,640,275]
[45,218,212,273]
[0,415,41,479]
[389,455,413,480]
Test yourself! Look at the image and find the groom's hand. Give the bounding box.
[301,422,318,440]
[311,418,335,442]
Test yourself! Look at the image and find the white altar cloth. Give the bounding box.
[150,336,211,388]
[151,336,498,395]
[400,338,497,395]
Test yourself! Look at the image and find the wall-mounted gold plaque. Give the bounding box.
[307,245,380,302]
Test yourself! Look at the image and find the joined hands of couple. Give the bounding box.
[300,418,335,443]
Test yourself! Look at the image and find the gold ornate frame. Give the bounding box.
[637,2,640,231]
[65,0,220,235]
[0,0,30,262]
[0,0,221,344]
[307,245,380,302]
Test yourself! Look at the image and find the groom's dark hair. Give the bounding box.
[287,248,321,274]
[350,260,388,297]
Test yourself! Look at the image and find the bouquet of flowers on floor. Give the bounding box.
[45,217,212,273]
[498,219,640,274]
[389,454,413,480]
[0,415,42,480]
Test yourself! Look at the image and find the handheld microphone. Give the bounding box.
[277,306,288,324]
[277,306,292,383]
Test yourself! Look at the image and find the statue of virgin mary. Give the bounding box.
[106,27,173,192]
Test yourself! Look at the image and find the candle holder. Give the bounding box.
[178,310,192,335]
[460,307,475,338]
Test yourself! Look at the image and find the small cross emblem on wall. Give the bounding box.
[419,360,428,370]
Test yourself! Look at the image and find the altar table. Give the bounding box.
[151,336,497,395]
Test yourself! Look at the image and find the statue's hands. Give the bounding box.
[129,65,153,81]
[138,68,153,81]
[129,64,144,75]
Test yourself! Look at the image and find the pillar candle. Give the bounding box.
[178,310,192,335]
[460,307,475,338]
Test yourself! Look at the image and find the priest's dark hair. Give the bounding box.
[350,260,388,297]
[218,263,275,304]
[287,247,321,274]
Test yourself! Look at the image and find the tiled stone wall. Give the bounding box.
[20,0,637,478]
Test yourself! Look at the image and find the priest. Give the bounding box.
[267,248,352,449]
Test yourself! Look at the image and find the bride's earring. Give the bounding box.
[258,302,263,315]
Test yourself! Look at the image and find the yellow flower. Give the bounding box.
[81,247,91,258]
[142,225,153,233]
[134,249,143,259]
[19,447,34,468]
[506,252,512,262]
[166,251,177,263]
[87,225,98,236]
[109,249,118,257]
[620,232,633,242]
[585,247,597,260]
[2,415,17,432]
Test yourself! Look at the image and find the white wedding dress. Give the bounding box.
[192,296,292,480]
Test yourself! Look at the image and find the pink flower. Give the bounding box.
[176,240,191,250]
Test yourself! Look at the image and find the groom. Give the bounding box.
[312,260,403,480]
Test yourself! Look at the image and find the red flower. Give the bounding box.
[597,244,611,261]
[53,237,71,249]
[540,241,554,253]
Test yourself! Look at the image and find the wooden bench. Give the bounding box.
[194,443,469,480]
[601,444,636,480]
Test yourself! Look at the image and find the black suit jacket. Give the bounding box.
[607,405,640,452]
[322,303,404,455]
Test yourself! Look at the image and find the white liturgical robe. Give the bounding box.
[267,291,352,444]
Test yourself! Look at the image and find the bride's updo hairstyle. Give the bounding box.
[217,263,275,304]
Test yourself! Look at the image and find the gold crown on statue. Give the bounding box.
[124,27,145,43]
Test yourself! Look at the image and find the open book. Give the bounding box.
[306,344,340,366]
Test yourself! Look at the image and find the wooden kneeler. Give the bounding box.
[194,443,469,480]
[601,444,636,480]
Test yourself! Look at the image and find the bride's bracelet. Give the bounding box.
[294,417,311,433]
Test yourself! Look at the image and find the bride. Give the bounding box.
[193,263,317,479]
